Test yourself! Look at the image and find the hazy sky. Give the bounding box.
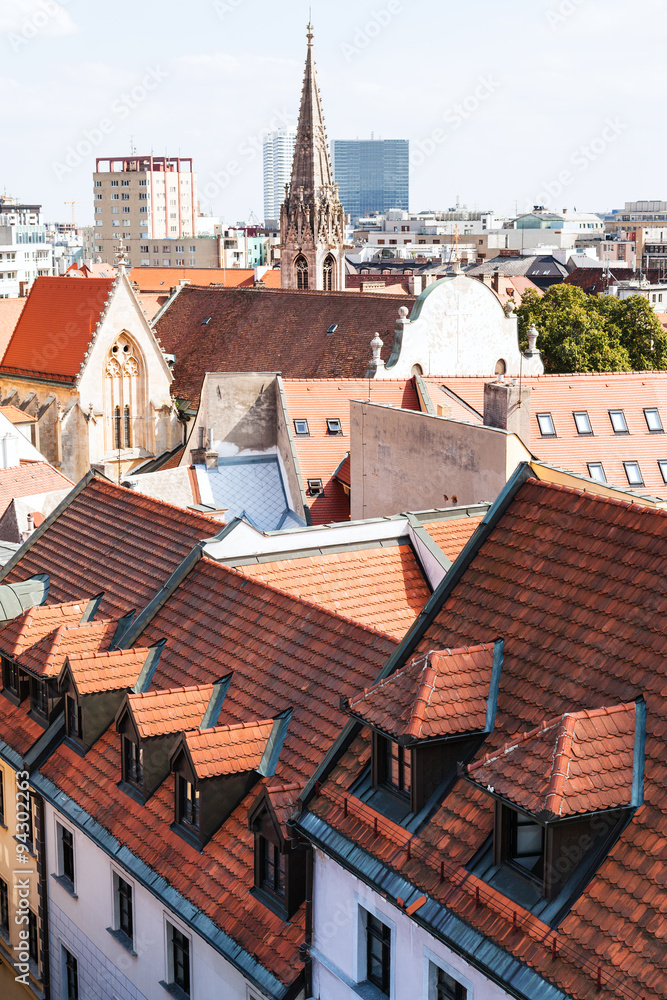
[1,0,663,225]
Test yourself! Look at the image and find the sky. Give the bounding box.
[1,0,664,226]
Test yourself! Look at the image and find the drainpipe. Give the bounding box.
[35,794,51,999]
[303,847,314,997]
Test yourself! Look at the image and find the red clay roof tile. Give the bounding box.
[184,720,275,778]
[20,619,117,677]
[0,462,73,520]
[422,514,484,558]
[0,598,89,658]
[66,647,151,694]
[126,684,215,738]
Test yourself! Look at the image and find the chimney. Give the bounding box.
[481,273,493,286]
[483,377,531,447]
[408,275,423,295]
[492,269,504,292]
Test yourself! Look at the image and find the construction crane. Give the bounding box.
[64,201,78,228]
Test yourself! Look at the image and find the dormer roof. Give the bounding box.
[63,647,154,695]
[181,719,277,779]
[123,682,219,738]
[20,618,116,677]
[0,597,94,659]
[466,700,645,820]
[345,641,502,741]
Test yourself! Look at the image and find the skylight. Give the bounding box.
[644,408,663,433]
[326,418,343,435]
[587,463,606,483]
[609,410,628,434]
[573,411,592,435]
[623,461,643,486]
[293,419,309,436]
[536,413,556,437]
[307,478,324,496]
[659,461,667,484]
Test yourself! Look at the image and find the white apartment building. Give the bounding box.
[0,198,53,298]
[263,128,296,224]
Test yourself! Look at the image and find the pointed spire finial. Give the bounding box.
[307,18,314,45]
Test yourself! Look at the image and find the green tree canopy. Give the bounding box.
[516,284,667,373]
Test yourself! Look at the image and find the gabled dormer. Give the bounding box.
[59,642,164,752]
[464,699,645,908]
[248,782,307,920]
[114,677,230,802]
[343,641,503,822]
[169,710,291,850]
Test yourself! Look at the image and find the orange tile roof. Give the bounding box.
[0,277,114,383]
[0,461,74,520]
[0,598,87,657]
[468,702,638,819]
[422,514,484,559]
[347,644,496,739]
[66,647,150,694]
[136,292,168,320]
[19,619,117,677]
[311,476,667,1000]
[426,372,667,497]
[126,683,215,738]
[5,475,222,618]
[238,543,430,641]
[184,720,275,778]
[282,377,421,523]
[264,782,302,835]
[0,405,34,424]
[0,298,26,357]
[128,267,280,293]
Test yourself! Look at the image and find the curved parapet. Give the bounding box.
[0,574,49,625]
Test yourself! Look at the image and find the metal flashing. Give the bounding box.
[632,696,646,809]
[276,374,312,526]
[484,639,504,733]
[133,640,166,693]
[259,708,292,777]
[200,675,233,730]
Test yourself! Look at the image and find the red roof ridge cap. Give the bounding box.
[186,717,274,737]
[469,718,562,773]
[546,714,578,816]
[131,682,214,700]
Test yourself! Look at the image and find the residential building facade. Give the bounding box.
[263,128,297,224]
[0,197,54,298]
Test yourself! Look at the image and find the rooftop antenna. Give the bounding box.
[129,135,136,155]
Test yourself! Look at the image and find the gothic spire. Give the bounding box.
[288,22,335,198]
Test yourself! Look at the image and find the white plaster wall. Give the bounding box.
[44,801,263,1000]
[384,275,543,379]
[311,850,514,1000]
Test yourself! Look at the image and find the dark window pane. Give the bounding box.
[0,879,8,933]
[366,912,390,995]
[118,876,133,939]
[28,910,38,965]
[172,927,190,995]
[64,949,78,1000]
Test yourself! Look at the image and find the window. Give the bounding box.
[94,181,102,188]
[31,678,48,719]
[140,244,149,252]
[609,410,629,433]
[111,193,119,201]
[121,193,129,201]
[507,811,544,880]
[64,948,78,1000]
[323,253,335,291]
[573,411,592,435]
[28,909,38,966]
[380,737,411,798]
[124,405,132,448]
[644,408,663,432]
[166,922,191,997]
[66,694,83,740]
[434,966,468,1000]
[189,246,196,253]
[295,253,309,290]
[659,460,667,483]
[123,736,143,788]
[114,405,122,450]
[3,657,20,697]
[623,461,644,486]
[121,180,129,187]
[178,776,199,829]
[587,462,607,483]
[536,412,556,437]
[259,836,285,897]
[0,878,7,936]
[326,418,342,435]
[57,822,75,887]
[112,871,134,946]
[366,911,391,995]
[307,478,323,496]
[293,419,309,435]
[110,180,118,187]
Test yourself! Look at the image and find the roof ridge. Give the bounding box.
[186,718,274,737]
[130,681,214,700]
[92,476,223,529]
[67,646,148,662]
[178,284,416,302]
[527,476,667,516]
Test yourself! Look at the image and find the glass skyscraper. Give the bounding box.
[263,128,297,224]
[331,139,409,222]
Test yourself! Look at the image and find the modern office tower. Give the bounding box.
[331,139,409,223]
[93,156,201,267]
[0,197,53,298]
[263,128,296,224]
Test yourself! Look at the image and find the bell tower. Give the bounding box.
[280,24,345,291]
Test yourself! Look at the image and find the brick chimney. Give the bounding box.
[491,269,504,292]
[483,377,530,447]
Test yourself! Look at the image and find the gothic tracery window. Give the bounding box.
[295,254,309,290]
[104,334,145,454]
[323,253,335,291]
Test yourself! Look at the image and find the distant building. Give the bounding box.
[0,197,53,298]
[332,139,409,223]
[263,128,296,224]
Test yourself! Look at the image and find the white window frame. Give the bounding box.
[573,411,592,435]
[54,817,76,892]
[623,461,643,486]
[587,462,606,484]
[354,894,396,999]
[644,408,663,433]
[163,913,193,998]
[424,947,475,1000]
[609,409,629,433]
[110,866,135,950]
[536,412,556,437]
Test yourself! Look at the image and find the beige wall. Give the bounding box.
[349,400,532,519]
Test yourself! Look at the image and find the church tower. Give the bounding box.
[280,24,346,291]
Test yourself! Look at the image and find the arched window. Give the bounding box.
[295,255,309,290]
[124,405,132,448]
[495,358,507,376]
[114,406,121,450]
[323,253,335,291]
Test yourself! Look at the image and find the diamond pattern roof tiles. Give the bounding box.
[184,720,275,778]
[195,456,295,532]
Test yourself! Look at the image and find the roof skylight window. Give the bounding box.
[326,418,343,435]
[644,408,663,433]
[609,410,629,434]
[623,461,644,486]
[659,461,667,483]
[293,419,309,436]
[307,478,324,496]
[587,463,607,483]
[536,413,556,437]
[573,411,593,435]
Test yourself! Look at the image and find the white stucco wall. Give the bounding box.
[311,850,514,1000]
[43,801,266,1000]
[382,275,543,379]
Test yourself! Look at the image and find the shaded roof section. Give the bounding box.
[466,255,568,279]
[0,461,74,520]
[0,277,114,383]
[282,377,421,524]
[346,643,498,740]
[183,720,275,778]
[0,298,26,357]
[66,647,151,695]
[0,597,90,658]
[20,619,117,677]
[238,542,430,641]
[421,513,484,558]
[125,683,216,738]
[129,267,281,292]
[154,285,414,405]
[194,456,299,531]
[467,701,640,819]
[3,475,222,618]
[0,404,35,424]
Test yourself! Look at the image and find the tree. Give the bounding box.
[516,284,666,373]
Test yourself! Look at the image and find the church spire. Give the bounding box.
[280,23,345,292]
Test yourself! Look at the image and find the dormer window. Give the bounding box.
[307,478,324,496]
[506,811,544,881]
[249,781,307,920]
[178,776,199,830]
[30,678,49,720]
[122,736,143,788]
[66,694,83,742]
[258,836,285,897]
[2,657,27,703]
[379,737,411,799]
[326,418,343,435]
